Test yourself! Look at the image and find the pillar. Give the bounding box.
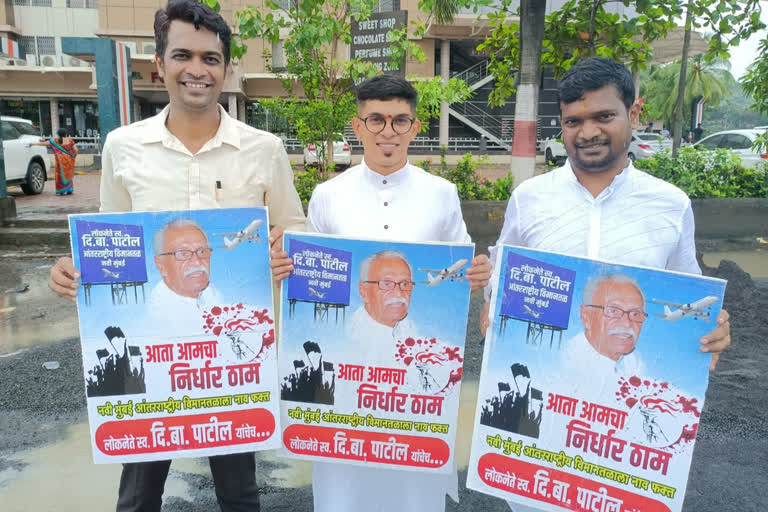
[439,40,450,149]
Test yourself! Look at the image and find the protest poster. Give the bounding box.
[279,232,474,473]
[69,207,279,463]
[466,246,727,512]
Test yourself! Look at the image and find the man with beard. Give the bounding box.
[481,56,731,512]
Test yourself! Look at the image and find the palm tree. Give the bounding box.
[641,56,735,136]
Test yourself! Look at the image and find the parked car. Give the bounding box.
[1,116,48,195]
[303,133,352,170]
[542,131,567,166]
[693,129,767,168]
[628,132,672,161]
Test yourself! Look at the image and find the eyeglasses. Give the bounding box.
[584,305,647,323]
[358,115,415,135]
[363,280,415,291]
[158,247,214,261]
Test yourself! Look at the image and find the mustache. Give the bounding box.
[184,265,209,278]
[575,138,610,147]
[384,297,408,307]
[607,327,637,341]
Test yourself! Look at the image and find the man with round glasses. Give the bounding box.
[564,273,648,382]
[270,74,492,512]
[148,218,221,332]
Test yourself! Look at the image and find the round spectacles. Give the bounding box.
[358,115,415,135]
[584,305,647,323]
[363,279,415,291]
[158,247,214,261]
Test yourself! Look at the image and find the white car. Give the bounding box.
[543,131,567,166]
[628,132,673,161]
[303,133,352,170]
[693,129,767,168]
[1,116,48,195]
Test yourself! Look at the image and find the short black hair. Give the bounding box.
[356,75,418,111]
[154,0,232,66]
[558,57,635,111]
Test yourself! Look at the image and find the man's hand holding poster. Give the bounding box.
[467,246,727,512]
[70,208,280,463]
[279,232,473,473]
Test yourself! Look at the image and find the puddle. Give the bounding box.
[0,259,79,355]
[702,249,768,279]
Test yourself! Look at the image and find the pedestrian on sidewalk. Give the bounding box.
[30,128,78,195]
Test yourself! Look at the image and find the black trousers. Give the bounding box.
[116,452,260,512]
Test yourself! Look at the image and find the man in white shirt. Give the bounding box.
[271,74,492,511]
[481,57,731,512]
[48,1,305,510]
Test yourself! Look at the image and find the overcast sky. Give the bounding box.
[730,7,768,80]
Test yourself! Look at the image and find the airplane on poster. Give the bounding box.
[308,287,325,299]
[213,219,262,249]
[523,304,541,319]
[652,295,719,322]
[418,258,469,286]
[102,268,121,279]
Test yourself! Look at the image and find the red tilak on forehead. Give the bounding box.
[388,114,392,118]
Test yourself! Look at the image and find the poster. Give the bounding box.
[70,208,280,463]
[466,246,727,512]
[279,232,474,473]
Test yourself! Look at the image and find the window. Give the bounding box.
[11,121,40,136]
[1,121,21,141]
[271,41,285,71]
[36,36,55,55]
[66,0,98,7]
[722,134,752,150]
[13,0,53,6]
[19,36,36,59]
[698,135,722,150]
[275,0,298,10]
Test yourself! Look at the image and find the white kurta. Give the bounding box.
[561,331,644,395]
[306,160,470,512]
[492,162,701,512]
[147,280,223,337]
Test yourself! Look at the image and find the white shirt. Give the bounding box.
[146,280,223,337]
[308,160,470,243]
[346,305,416,342]
[307,160,467,512]
[98,104,306,233]
[495,163,700,512]
[562,331,644,393]
[489,161,700,282]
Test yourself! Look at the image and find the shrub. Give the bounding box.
[433,152,514,201]
[634,147,768,198]
[294,167,328,203]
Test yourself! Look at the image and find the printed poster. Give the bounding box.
[70,208,280,463]
[467,246,727,512]
[279,232,474,473]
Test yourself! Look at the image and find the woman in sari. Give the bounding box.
[31,129,78,195]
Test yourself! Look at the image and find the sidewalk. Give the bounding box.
[8,170,101,215]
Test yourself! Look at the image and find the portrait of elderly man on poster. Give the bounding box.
[563,273,648,383]
[346,249,417,341]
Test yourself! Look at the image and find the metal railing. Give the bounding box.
[451,59,492,87]
[450,101,505,140]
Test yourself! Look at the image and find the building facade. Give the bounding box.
[0,0,697,149]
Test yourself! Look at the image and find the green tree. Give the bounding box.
[478,0,681,179]
[741,38,768,151]
[641,56,736,125]
[670,0,764,154]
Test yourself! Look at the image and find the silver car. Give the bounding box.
[693,129,767,168]
[628,132,672,161]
